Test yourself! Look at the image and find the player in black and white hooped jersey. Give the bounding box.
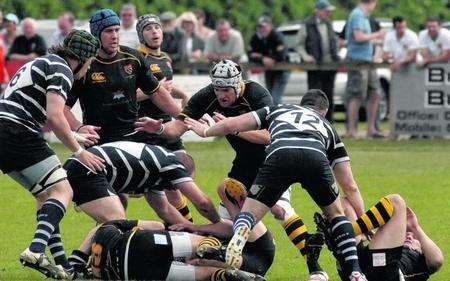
[0,30,105,279]
[63,141,220,226]
[185,89,368,281]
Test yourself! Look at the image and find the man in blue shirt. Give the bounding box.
[345,0,385,138]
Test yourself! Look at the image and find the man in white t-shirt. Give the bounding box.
[382,16,419,71]
[119,3,139,49]
[417,17,450,67]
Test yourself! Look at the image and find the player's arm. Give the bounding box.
[171,85,190,108]
[144,191,191,225]
[235,130,270,144]
[47,93,104,171]
[333,161,365,217]
[185,112,259,138]
[407,207,444,274]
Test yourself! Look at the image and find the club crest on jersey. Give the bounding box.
[150,64,162,73]
[123,64,133,75]
[91,72,106,83]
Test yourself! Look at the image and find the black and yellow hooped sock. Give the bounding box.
[283,214,309,256]
[175,196,194,223]
[352,196,394,236]
[211,268,226,281]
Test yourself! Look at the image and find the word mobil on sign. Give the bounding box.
[391,63,450,136]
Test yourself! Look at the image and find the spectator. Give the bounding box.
[0,10,8,94]
[344,0,385,139]
[248,16,289,104]
[7,18,46,61]
[3,13,19,53]
[417,17,450,67]
[160,11,185,63]
[297,0,340,121]
[204,19,246,63]
[51,11,75,46]
[178,12,204,65]
[382,16,419,71]
[119,3,139,49]
[194,9,213,41]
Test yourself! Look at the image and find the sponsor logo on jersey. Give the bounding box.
[112,91,125,101]
[249,184,262,196]
[123,64,133,75]
[150,63,162,73]
[91,72,106,83]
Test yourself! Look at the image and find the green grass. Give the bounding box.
[1,138,449,280]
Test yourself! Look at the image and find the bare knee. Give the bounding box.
[270,204,286,221]
[386,194,406,216]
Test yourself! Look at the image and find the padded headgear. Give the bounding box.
[89,9,120,38]
[210,60,243,97]
[63,30,99,64]
[223,178,247,206]
[136,14,162,45]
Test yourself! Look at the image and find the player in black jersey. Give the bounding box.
[135,60,329,279]
[67,219,265,281]
[63,141,220,225]
[64,9,180,145]
[315,194,443,281]
[170,178,276,276]
[135,14,196,223]
[0,30,105,279]
[185,89,368,281]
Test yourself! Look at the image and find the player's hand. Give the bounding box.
[213,111,227,122]
[134,117,163,133]
[406,206,420,232]
[184,117,211,137]
[160,77,173,93]
[262,57,275,67]
[78,125,101,138]
[169,222,194,232]
[76,150,105,171]
[187,258,228,268]
[73,131,100,146]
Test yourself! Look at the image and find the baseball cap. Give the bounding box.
[315,0,336,11]
[160,11,176,22]
[5,13,19,24]
[258,15,272,26]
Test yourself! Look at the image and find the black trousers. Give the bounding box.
[307,70,337,122]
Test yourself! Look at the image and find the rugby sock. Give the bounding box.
[282,214,309,257]
[48,226,69,267]
[330,216,361,274]
[198,236,222,248]
[175,196,194,223]
[227,212,255,266]
[210,268,226,281]
[29,199,66,254]
[352,196,394,235]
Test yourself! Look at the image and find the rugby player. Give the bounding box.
[135,59,328,278]
[184,89,368,281]
[64,9,180,145]
[136,14,196,223]
[315,194,444,281]
[63,141,220,224]
[170,178,276,276]
[67,219,265,280]
[0,30,105,279]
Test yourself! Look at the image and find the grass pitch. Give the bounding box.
[0,138,449,280]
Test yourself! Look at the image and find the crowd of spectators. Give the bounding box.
[0,1,449,132]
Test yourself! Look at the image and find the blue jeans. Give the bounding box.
[265,71,290,104]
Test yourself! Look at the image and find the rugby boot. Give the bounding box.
[308,271,329,281]
[196,244,226,261]
[225,226,251,267]
[224,267,266,281]
[20,247,69,279]
[349,271,368,281]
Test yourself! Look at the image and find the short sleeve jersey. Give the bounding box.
[138,50,173,122]
[252,104,349,167]
[0,54,73,132]
[181,81,273,157]
[418,28,450,57]
[383,29,419,61]
[345,7,373,61]
[66,46,160,139]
